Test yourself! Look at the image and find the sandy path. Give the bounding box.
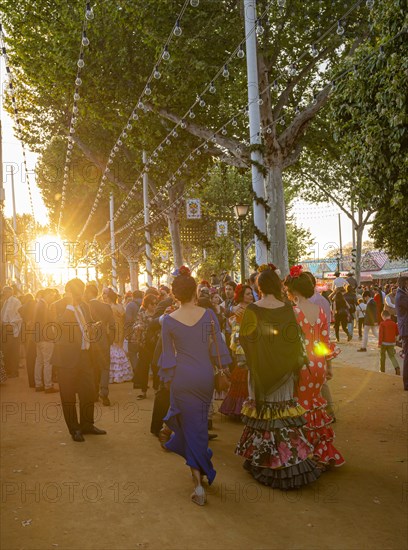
[1,357,407,550]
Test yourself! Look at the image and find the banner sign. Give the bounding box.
[186,199,201,219]
[216,221,228,236]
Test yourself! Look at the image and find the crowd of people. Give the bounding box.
[0,267,407,506]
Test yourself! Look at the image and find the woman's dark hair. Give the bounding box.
[284,273,314,299]
[257,269,283,300]
[234,284,253,304]
[105,287,118,304]
[172,274,197,303]
[142,294,158,310]
[224,281,237,290]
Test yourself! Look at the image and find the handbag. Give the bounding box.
[210,320,230,393]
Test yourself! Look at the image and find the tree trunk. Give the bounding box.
[355,209,364,286]
[128,259,139,290]
[264,164,289,276]
[166,207,184,269]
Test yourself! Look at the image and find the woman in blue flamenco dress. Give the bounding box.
[158,266,231,506]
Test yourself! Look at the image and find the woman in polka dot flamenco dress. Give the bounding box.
[285,266,345,470]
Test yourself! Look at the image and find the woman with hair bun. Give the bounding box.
[284,266,345,469]
[236,265,321,489]
[219,284,253,418]
[158,266,231,506]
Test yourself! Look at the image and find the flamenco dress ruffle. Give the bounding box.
[236,376,321,489]
[109,344,134,384]
[219,364,248,417]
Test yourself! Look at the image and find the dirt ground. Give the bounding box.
[1,335,407,550]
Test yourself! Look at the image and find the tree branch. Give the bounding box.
[144,102,248,162]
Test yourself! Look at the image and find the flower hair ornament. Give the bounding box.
[234,283,243,302]
[289,265,303,278]
[171,265,191,277]
[257,263,277,273]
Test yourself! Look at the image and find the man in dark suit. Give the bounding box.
[51,278,106,442]
[84,284,115,406]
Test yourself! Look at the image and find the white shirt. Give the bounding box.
[356,303,367,319]
[66,304,90,350]
[1,296,22,336]
[332,277,347,290]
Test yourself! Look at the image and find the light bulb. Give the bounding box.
[114,146,119,153]
[75,77,82,86]
[266,127,272,134]
[295,105,300,115]
[82,31,90,47]
[153,66,161,79]
[312,94,317,105]
[237,45,245,58]
[122,131,128,138]
[144,85,152,96]
[153,152,158,158]
[70,127,75,134]
[77,57,85,68]
[126,123,132,131]
[279,117,285,126]
[311,44,319,58]
[196,149,201,155]
[180,119,187,129]
[182,162,187,168]
[190,0,199,7]
[158,145,163,152]
[258,97,263,105]
[67,150,72,156]
[72,116,77,125]
[189,110,195,119]
[277,0,285,6]
[337,20,345,35]
[117,139,123,146]
[209,81,216,94]
[108,158,113,165]
[221,127,227,135]
[203,143,208,149]
[172,130,178,137]
[85,3,94,20]
[162,46,170,61]
[273,80,279,91]
[165,139,171,145]
[137,100,144,109]
[73,105,79,115]
[173,19,182,36]
[222,64,229,78]
[68,143,73,150]
[199,97,206,107]
[132,112,139,120]
[366,0,374,8]
[256,19,264,36]
[74,92,80,101]
[232,118,237,126]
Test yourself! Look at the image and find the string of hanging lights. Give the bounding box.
[57,1,95,233]
[89,1,277,240]
[76,0,197,239]
[110,0,372,237]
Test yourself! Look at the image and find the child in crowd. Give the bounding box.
[378,310,400,375]
[356,298,367,340]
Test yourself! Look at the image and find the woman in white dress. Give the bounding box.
[103,288,133,384]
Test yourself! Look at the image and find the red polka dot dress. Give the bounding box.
[293,306,345,467]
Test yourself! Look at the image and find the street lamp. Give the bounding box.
[233,204,250,283]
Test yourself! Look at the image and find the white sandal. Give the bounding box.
[191,486,206,506]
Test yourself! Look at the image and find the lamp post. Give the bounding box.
[234,204,250,283]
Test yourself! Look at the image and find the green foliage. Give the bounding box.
[328,0,408,257]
